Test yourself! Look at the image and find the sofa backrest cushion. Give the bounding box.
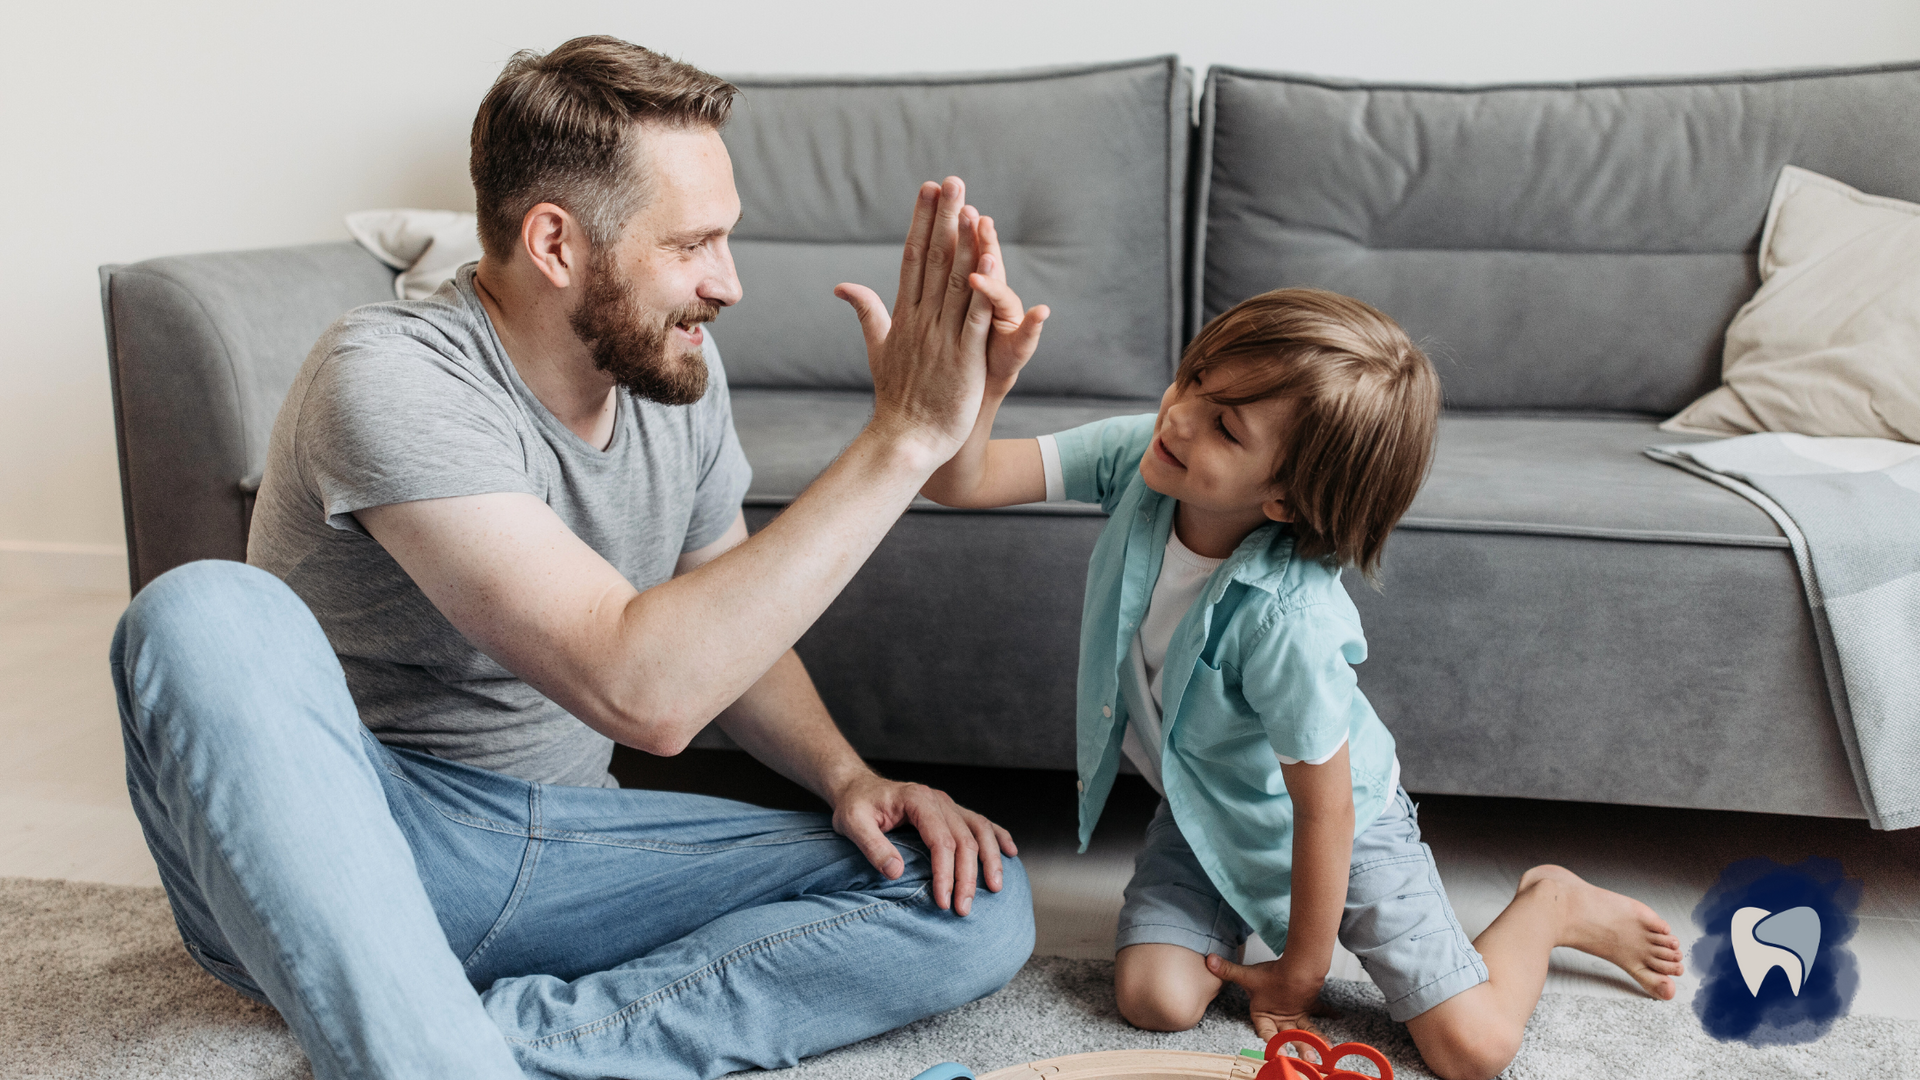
[102,242,396,591]
[721,57,1190,398]
[1195,63,1920,413]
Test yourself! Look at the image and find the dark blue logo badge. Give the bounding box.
[1691,856,1861,1045]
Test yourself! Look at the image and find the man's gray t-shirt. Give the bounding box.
[248,265,752,788]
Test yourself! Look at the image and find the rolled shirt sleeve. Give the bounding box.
[1047,413,1157,512]
[1238,601,1369,767]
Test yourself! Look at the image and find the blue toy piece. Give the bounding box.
[909,1064,977,1080]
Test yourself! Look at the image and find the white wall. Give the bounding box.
[3,0,1917,562]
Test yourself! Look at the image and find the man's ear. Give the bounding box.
[520,202,585,290]
[1262,494,1293,524]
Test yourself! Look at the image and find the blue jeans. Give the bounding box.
[113,561,1033,1080]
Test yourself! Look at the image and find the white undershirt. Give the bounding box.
[1120,526,1224,794]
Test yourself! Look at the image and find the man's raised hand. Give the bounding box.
[834,178,999,470]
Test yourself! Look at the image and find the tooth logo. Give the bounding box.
[1730,905,1821,997]
[1694,858,1857,1045]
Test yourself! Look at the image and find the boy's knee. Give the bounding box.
[1114,945,1217,1032]
[1413,1015,1520,1080]
[1115,977,1209,1032]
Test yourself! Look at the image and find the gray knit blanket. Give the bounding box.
[1649,433,1920,829]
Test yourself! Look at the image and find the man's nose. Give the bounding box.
[702,243,744,308]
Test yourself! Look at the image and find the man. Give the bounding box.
[112,36,1048,1080]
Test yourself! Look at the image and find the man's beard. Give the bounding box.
[568,249,715,406]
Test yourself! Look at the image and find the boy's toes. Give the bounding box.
[1632,928,1685,990]
[1631,937,1685,997]
[1620,951,1678,998]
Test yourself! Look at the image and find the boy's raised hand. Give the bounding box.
[965,213,1049,395]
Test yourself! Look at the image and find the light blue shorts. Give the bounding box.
[1115,788,1488,1021]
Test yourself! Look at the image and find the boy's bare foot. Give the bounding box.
[1518,864,1684,1000]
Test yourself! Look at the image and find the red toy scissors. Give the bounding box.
[1253,1029,1393,1080]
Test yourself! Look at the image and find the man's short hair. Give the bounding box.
[1176,288,1441,580]
[470,36,738,260]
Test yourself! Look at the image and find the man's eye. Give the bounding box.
[1216,416,1238,444]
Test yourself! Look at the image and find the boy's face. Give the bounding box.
[1139,359,1296,524]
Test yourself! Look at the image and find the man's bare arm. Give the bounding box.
[358,424,951,755]
[357,178,998,756]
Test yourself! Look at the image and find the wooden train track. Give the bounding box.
[980,1050,1264,1079]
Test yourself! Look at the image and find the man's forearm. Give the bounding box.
[712,648,874,803]
[606,426,941,751]
[715,643,1017,910]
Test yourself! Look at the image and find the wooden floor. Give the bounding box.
[6,584,1917,1021]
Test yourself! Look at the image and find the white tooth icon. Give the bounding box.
[1731,905,1821,997]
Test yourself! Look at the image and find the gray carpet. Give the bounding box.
[5,878,1915,1079]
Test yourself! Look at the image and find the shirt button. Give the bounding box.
[1076,780,1086,793]
[1102,705,1112,717]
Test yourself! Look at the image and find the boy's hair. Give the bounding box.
[1177,287,1440,580]
[470,36,738,261]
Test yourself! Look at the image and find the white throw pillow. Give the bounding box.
[344,209,484,300]
[1662,165,1920,442]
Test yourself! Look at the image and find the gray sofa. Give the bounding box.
[101,56,1920,821]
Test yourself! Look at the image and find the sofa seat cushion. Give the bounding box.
[1407,416,1786,547]
[1348,527,1857,818]
[738,396,1784,547]
[732,389,1159,507]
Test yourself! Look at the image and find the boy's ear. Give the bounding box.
[1262,495,1293,523]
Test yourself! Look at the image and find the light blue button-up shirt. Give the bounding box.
[1057,414,1398,951]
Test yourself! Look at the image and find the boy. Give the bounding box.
[922,256,1684,1080]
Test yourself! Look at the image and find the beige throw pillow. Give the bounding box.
[1662,165,1920,442]
[345,209,483,300]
